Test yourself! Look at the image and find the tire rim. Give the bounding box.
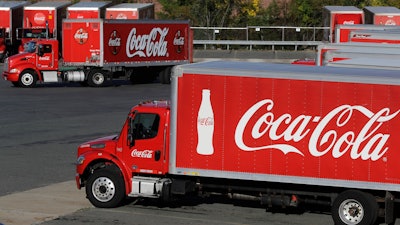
[92,176,116,202]
[92,73,105,85]
[21,73,34,86]
[338,199,364,225]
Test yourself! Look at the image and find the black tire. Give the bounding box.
[332,190,378,225]
[86,167,126,208]
[163,67,172,84]
[18,69,38,88]
[87,70,106,87]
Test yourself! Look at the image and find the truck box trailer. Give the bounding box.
[349,29,400,44]
[2,19,192,87]
[105,3,154,20]
[67,1,111,19]
[323,6,364,43]
[0,1,27,62]
[17,1,70,53]
[76,61,400,225]
[334,24,400,43]
[364,6,400,25]
[316,42,400,66]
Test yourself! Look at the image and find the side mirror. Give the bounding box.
[38,45,44,57]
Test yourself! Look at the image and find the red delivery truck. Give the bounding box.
[17,1,70,53]
[105,3,154,20]
[0,1,27,62]
[323,6,364,43]
[364,6,400,25]
[76,61,400,225]
[67,1,111,19]
[2,19,192,87]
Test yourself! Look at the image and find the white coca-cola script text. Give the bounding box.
[235,99,400,161]
[126,28,168,58]
[131,149,153,159]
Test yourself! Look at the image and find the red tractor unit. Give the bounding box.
[3,19,192,87]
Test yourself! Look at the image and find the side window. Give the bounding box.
[43,44,52,53]
[130,113,160,140]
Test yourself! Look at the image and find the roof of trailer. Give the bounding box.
[68,1,111,10]
[106,3,153,10]
[174,61,400,85]
[0,1,28,9]
[25,1,70,9]
[364,6,400,15]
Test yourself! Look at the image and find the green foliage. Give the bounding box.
[158,0,400,27]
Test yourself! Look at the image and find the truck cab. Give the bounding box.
[2,39,59,87]
[76,100,171,208]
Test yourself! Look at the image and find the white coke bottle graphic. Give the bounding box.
[196,89,214,155]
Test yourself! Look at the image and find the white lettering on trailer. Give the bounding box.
[126,28,168,58]
[343,20,355,25]
[131,149,153,159]
[235,99,400,161]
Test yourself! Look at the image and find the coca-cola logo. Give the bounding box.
[343,20,355,25]
[34,12,46,25]
[116,13,127,19]
[126,27,168,58]
[235,99,400,161]
[108,30,121,55]
[385,19,396,25]
[198,117,214,126]
[131,149,153,158]
[173,30,185,53]
[74,28,88,44]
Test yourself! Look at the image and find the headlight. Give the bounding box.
[10,68,18,73]
[76,155,85,165]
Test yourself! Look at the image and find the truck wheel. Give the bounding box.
[18,70,38,88]
[86,167,125,208]
[87,70,106,87]
[332,190,378,225]
[159,67,171,84]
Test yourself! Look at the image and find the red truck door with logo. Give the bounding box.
[125,110,168,175]
[37,42,57,70]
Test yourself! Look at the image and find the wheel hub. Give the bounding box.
[92,176,116,202]
[339,199,364,225]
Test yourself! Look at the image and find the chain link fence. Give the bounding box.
[192,26,330,50]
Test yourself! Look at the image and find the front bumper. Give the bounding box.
[2,71,19,82]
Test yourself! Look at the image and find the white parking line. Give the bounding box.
[0,181,91,225]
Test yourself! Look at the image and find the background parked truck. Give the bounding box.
[2,19,192,87]
[66,1,111,19]
[0,1,27,62]
[105,3,154,20]
[76,61,400,225]
[17,1,70,53]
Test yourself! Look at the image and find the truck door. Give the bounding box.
[36,44,56,70]
[126,112,166,175]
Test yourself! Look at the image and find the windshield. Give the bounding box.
[24,41,37,53]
